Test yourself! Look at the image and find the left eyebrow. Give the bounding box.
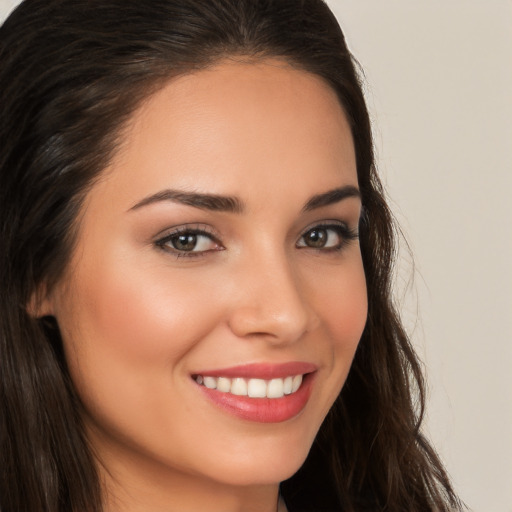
[128,189,244,213]
[302,185,361,212]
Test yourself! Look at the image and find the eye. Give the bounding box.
[296,223,358,251]
[155,227,221,257]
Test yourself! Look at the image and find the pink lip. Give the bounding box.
[192,361,317,379]
[192,362,317,423]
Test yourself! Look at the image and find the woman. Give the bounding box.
[0,1,463,511]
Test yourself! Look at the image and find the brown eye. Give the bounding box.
[156,229,220,256]
[296,223,356,251]
[171,233,198,251]
[303,228,329,248]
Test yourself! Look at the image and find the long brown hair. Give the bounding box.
[0,1,462,511]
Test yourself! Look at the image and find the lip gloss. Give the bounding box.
[197,374,313,423]
[193,362,316,423]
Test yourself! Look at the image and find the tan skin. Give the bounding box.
[36,59,368,512]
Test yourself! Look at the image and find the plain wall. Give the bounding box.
[1,1,511,511]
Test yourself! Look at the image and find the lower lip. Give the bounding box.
[195,373,315,423]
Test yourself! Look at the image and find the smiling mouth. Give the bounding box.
[193,374,304,399]
[192,363,316,422]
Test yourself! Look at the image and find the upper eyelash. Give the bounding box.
[298,222,359,248]
[154,226,221,257]
[153,221,359,258]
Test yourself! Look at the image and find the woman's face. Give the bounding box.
[43,60,367,493]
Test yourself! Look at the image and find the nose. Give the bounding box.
[227,251,318,345]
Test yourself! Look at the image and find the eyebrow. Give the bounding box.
[129,189,244,213]
[302,185,361,212]
[129,185,360,214]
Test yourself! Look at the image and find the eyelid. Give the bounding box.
[299,219,358,236]
[153,223,218,242]
[296,220,359,249]
[153,223,223,257]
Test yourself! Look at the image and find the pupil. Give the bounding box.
[307,229,326,248]
[173,234,197,251]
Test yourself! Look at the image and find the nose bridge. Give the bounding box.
[228,244,315,343]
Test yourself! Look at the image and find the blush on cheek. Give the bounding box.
[325,270,367,345]
[79,256,222,367]
[88,280,184,363]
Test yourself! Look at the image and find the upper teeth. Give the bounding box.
[195,375,303,399]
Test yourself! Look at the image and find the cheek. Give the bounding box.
[333,276,367,353]
[67,256,217,366]
[318,258,367,346]
[312,257,367,385]
[55,252,230,449]
[55,249,227,426]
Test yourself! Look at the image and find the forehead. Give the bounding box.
[91,58,357,209]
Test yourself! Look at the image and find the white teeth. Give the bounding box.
[283,376,293,395]
[230,377,248,396]
[247,378,267,398]
[291,375,303,393]
[217,377,231,393]
[203,376,217,389]
[195,374,305,399]
[267,378,284,398]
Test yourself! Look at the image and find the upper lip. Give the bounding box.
[192,361,317,380]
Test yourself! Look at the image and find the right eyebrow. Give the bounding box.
[302,185,361,212]
[128,189,245,214]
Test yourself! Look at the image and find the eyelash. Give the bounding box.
[155,225,222,258]
[297,222,359,253]
[154,222,359,259]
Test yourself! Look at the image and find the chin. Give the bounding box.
[189,429,316,487]
[207,453,309,487]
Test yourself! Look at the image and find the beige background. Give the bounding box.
[2,1,511,510]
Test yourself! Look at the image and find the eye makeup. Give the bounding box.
[296,221,359,253]
[154,224,224,258]
[153,219,359,260]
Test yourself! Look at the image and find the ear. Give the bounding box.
[27,283,55,319]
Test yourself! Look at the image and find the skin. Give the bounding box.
[39,59,368,512]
